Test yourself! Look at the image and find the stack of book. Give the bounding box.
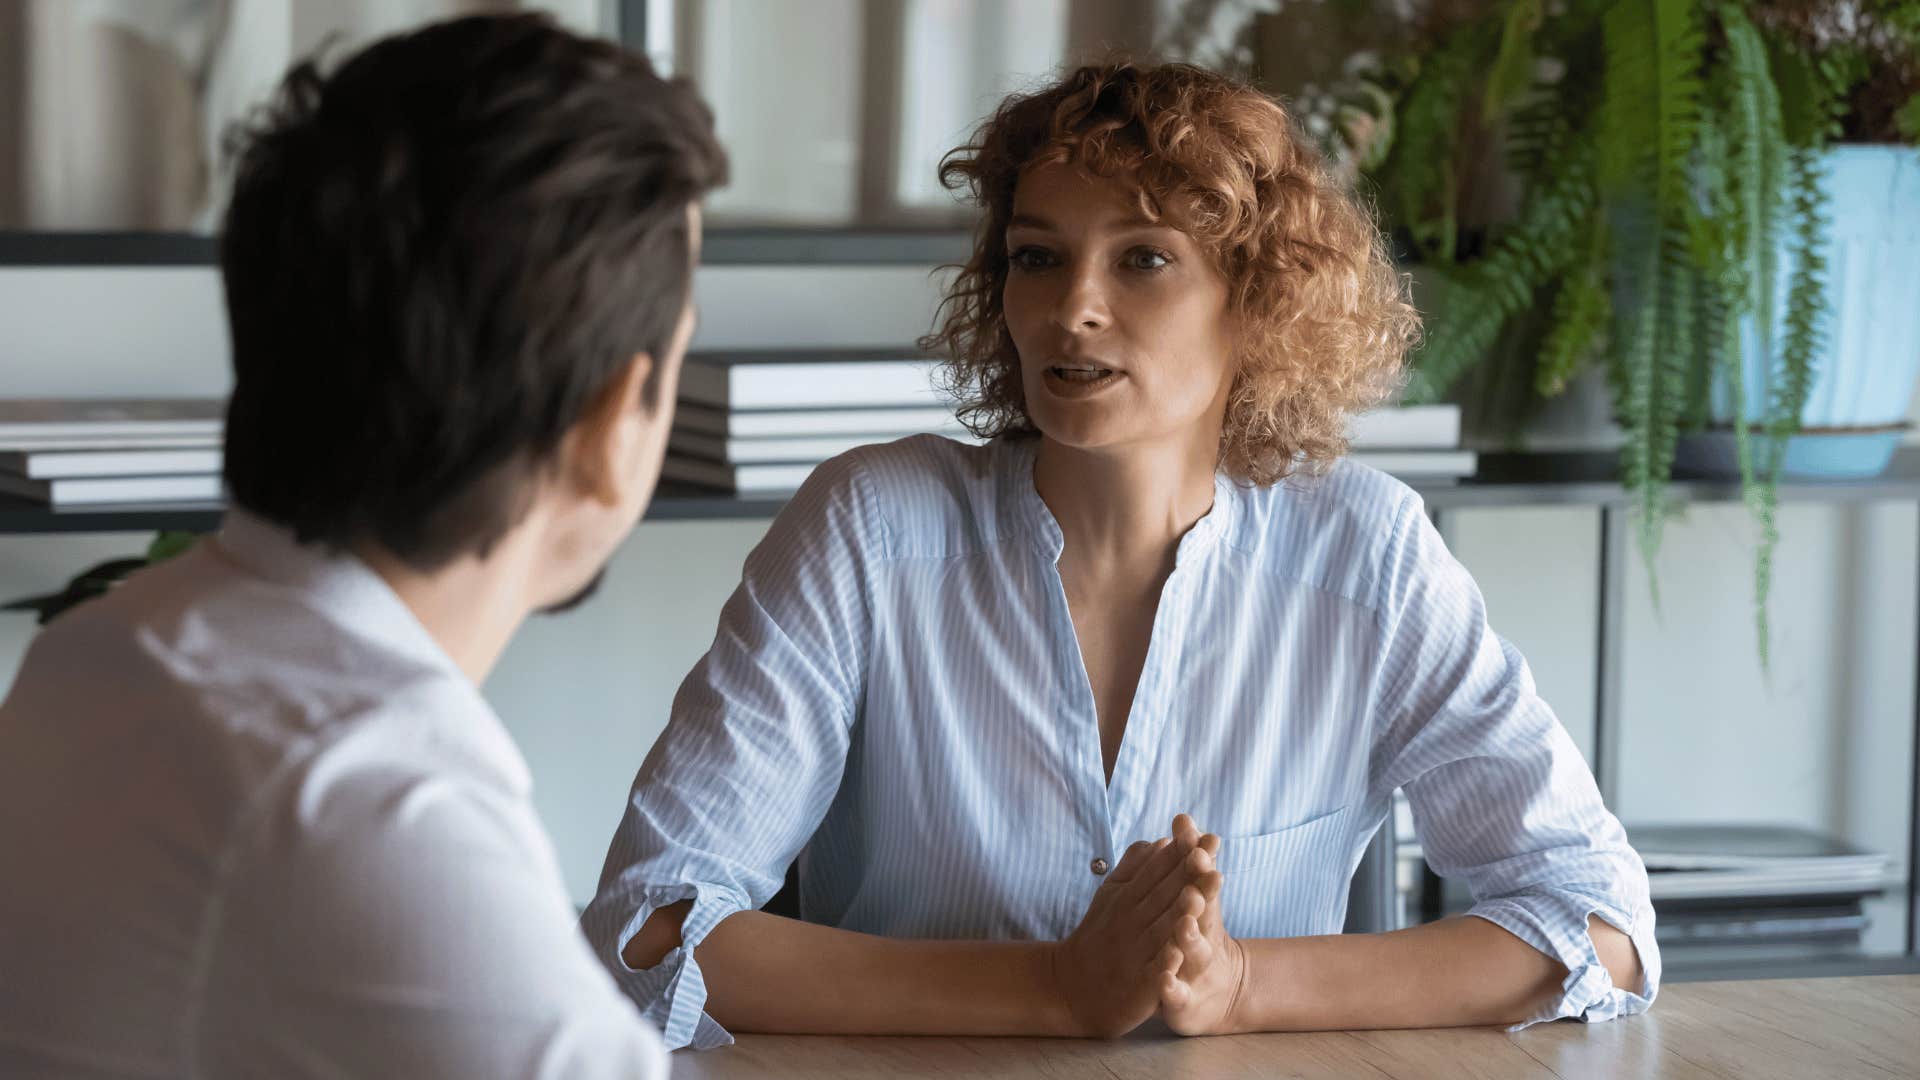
[663,350,964,493]
[0,399,225,507]
[664,349,1475,494]
[1345,405,1474,481]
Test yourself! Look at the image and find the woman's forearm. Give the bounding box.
[625,831,1219,1039]
[1230,916,1576,1031]
[627,903,1078,1037]
[703,909,1075,1035]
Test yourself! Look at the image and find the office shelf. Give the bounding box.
[0,483,790,536]
[4,448,1917,536]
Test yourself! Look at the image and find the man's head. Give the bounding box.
[220,13,725,608]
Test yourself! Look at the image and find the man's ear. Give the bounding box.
[566,351,655,507]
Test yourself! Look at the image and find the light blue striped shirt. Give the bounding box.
[583,434,1659,1049]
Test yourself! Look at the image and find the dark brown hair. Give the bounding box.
[220,13,726,569]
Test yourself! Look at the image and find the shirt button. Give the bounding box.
[1090,857,1110,876]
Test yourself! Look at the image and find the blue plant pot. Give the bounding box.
[1700,145,1920,479]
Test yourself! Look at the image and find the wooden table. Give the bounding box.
[671,976,1920,1079]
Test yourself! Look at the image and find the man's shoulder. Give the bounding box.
[15,543,493,804]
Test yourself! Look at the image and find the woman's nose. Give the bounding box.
[1053,266,1111,333]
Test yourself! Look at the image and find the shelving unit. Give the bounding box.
[0,482,791,535]
[8,450,1919,534]
[5,446,1918,981]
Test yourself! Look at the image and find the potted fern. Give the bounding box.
[1291,0,1919,666]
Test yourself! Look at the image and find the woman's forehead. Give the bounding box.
[1011,161,1167,224]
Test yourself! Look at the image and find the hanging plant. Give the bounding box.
[1313,0,1920,669]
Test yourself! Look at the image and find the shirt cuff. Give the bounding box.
[601,882,746,1051]
[1466,886,1661,1030]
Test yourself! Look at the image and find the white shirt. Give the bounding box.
[0,512,668,1079]
[585,435,1658,1049]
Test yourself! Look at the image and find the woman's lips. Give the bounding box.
[1041,365,1123,396]
[1048,365,1115,382]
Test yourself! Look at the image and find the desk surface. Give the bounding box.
[670,975,1920,1079]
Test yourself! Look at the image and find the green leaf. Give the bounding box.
[1376,17,1502,262]
[1599,0,1705,599]
[1483,0,1543,124]
[1772,148,1828,457]
[1406,140,1595,404]
[1897,91,1920,143]
[147,530,201,564]
[1765,35,1828,148]
[1534,219,1609,397]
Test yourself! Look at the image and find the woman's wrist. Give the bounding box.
[1219,936,1255,1034]
[1039,940,1092,1037]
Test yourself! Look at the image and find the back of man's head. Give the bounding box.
[220,14,726,571]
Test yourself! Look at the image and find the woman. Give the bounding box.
[583,60,1656,1050]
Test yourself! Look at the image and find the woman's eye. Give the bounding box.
[1008,245,1054,271]
[1127,247,1172,272]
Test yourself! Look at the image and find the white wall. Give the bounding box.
[1,261,1915,946]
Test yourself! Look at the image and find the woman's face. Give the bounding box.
[1001,161,1237,457]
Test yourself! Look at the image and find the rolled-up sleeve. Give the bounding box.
[580,453,883,1050]
[1368,492,1660,1028]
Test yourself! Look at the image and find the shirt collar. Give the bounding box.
[1000,436,1237,567]
[210,508,531,794]
[213,508,447,666]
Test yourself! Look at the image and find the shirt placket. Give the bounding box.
[1103,568,1191,851]
[1037,546,1122,906]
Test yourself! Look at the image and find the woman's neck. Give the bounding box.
[1032,430,1219,573]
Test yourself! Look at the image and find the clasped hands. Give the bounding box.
[1049,813,1248,1039]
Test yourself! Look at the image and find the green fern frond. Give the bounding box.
[1767,34,1832,146]
[1713,1,1796,670]
[1404,144,1596,404]
[1771,148,1829,455]
[1631,225,1697,592]
[1502,95,1559,183]
[1720,4,1788,363]
[1535,219,1609,398]
[1484,0,1544,123]
[1681,266,1724,430]
[1600,0,1706,598]
[1897,92,1920,141]
[1715,279,1777,669]
[1608,199,1663,580]
[1378,18,1501,262]
[1652,1,1707,219]
[1500,42,1602,191]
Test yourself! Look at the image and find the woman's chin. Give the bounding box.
[1031,416,1131,453]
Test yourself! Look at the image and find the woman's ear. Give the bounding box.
[565,351,655,507]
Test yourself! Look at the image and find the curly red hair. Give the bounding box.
[920,60,1420,485]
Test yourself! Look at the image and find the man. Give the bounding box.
[0,14,724,1077]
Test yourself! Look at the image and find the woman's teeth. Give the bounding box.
[1051,366,1114,383]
